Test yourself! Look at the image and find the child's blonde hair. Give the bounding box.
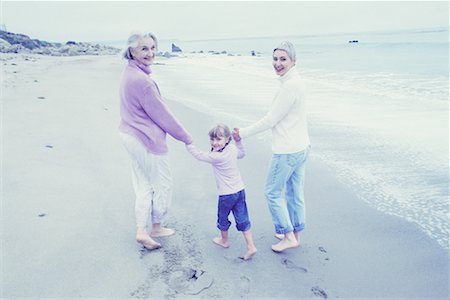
[208,124,231,141]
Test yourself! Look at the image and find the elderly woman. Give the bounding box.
[233,41,310,253]
[119,32,192,250]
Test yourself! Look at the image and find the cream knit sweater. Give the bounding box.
[239,67,310,154]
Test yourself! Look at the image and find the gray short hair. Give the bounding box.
[273,41,296,61]
[123,32,158,60]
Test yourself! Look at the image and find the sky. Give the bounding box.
[1,1,449,43]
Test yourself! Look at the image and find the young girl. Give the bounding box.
[186,124,257,260]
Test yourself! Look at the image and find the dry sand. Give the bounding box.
[2,54,449,299]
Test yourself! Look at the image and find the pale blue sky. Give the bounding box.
[1,1,449,43]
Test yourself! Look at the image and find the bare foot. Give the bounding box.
[241,247,257,261]
[274,233,284,240]
[212,236,230,248]
[271,238,299,253]
[136,237,161,250]
[276,232,300,242]
[150,227,176,238]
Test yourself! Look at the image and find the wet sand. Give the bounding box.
[2,54,448,299]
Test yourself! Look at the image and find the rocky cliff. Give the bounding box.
[0,30,120,56]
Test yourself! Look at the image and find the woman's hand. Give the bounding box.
[184,134,193,145]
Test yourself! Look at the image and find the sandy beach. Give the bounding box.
[2,53,449,299]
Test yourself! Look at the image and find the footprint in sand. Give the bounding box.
[318,246,327,253]
[318,246,330,262]
[139,246,163,258]
[238,275,251,294]
[311,286,328,299]
[223,255,246,264]
[167,267,214,295]
[185,269,214,295]
[281,258,308,273]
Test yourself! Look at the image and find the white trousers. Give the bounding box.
[120,132,173,229]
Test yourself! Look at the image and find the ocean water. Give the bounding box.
[148,28,449,249]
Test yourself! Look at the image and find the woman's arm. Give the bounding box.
[234,140,246,159]
[140,82,192,144]
[239,87,295,138]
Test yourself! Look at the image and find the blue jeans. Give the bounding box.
[217,189,251,232]
[265,147,310,234]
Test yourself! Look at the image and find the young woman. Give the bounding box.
[233,41,310,253]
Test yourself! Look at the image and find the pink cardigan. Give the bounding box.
[186,141,245,196]
[119,59,192,154]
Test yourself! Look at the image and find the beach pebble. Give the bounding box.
[45,145,53,149]
[38,213,47,217]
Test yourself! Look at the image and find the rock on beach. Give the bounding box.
[0,29,120,56]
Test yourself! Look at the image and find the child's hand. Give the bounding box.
[232,128,241,141]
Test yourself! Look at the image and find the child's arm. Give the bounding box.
[235,140,246,159]
[185,144,214,164]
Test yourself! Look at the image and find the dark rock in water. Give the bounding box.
[66,41,77,45]
[251,50,256,56]
[348,40,359,43]
[171,43,182,52]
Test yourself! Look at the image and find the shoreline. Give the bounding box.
[2,54,449,298]
[168,97,450,299]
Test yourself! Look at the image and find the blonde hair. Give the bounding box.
[208,124,231,141]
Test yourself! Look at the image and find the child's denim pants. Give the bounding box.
[217,189,251,232]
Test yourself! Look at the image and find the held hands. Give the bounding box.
[185,133,193,145]
[232,128,241,142]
